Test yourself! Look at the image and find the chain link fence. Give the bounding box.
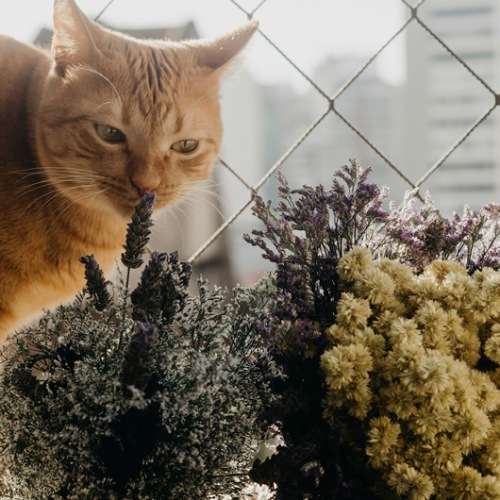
[94,0,499,283]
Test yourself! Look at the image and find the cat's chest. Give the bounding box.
[12,245,121,325]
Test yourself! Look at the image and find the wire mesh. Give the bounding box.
[94,0,500,268]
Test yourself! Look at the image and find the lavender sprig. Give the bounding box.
[121,321,158,392]
[79,254,111,311]
[131,251,192,324]
[121,192,156,269]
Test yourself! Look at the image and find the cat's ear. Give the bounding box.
[52,0,100,77]
[191,21,259,72]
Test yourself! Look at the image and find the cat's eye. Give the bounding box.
[94,123,126,144]
[171,140,199,154]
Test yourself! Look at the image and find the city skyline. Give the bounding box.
[2,0,499,284]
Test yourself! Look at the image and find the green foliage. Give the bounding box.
[0,196,276,499]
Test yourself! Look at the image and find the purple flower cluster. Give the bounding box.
[375,194,500,272]
[247,160,500,498]
[246,160,390,497]
[245,160,389,354]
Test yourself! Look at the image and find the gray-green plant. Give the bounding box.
[0,193,277,499]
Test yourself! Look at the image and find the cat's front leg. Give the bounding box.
[0,309,19,346]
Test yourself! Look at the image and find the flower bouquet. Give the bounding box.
[246,160,500,499]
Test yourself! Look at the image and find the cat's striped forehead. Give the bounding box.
[99,39,216,134]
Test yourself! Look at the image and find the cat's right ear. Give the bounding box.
[189,20,259,73]
[52,0,99,77]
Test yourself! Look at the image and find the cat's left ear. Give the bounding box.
[52,0,101,77]
[190,20,259,72]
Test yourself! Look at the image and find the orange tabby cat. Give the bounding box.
[0,0,257,342]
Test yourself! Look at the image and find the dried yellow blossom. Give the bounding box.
[442,271,474,310]
[469,371,500,413]
[445,309,481,366]
[413,274,445,303]
[337,246,372,282]
[414,300,451,352]
[372,309,401,336]
[353,266,397,309]
[386,463,434,500]
[452,406,491,454]
[425,260,466,284]
[478,271,500,320]
[408,405,453,441]
[366,416,401,469]
[321,343,373,418]
[335,292,372,332]
[325,324,349,345]
[321,250,500,497]
[448,466,500,499]
[485,325,500,365]
[375,258,415,296]
[379,385,418,420]
[399,351,450,396]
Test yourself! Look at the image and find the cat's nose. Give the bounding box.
[130,177,160,197]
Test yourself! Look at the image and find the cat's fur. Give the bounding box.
[0,0,257,342]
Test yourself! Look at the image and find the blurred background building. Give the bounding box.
[23,0,500,285]
[405,0,498,215]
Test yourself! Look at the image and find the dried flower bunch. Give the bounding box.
[246,160,500,498]
[0,194,274,499]
[325,247,500,498]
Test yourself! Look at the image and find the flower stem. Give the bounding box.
[119,267,131,348]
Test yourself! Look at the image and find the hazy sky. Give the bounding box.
[0,0,407,87]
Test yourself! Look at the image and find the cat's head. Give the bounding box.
[36,0,257,218]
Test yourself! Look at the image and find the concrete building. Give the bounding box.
[259,57,406,200]
[405,0,498,215]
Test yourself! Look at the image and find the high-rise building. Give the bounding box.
[405,0,498,215]
[260,57,406,199]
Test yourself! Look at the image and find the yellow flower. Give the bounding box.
[375,258,415,297]
[321,344,372,391]
[353,266,398,309]
[414,300,451,353]
[372,309,401,337]
[337,246,372,282]
[485,324,500,365]
[366,416,401,469]
[441,272,474,313]
[478,270,500,320]
[431,435,463,473]
[469,371,500,412]
[448,467,500,500]
[379,384,418,420]
[425,260,466,284]
[335,292,372,332]
[451,406,491,454]
[413,274,445,303]
[386,463,434,500]
[445,309,481,367]
[408,404,453,441]
[399,351,450,396]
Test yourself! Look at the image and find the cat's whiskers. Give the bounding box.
[13,171,106,202]
[176,192,227,222]
[187,179,228,207]
[179,90,220,122]
[185,189,228,216]
[11,166,91,187]
[46,185,112,233]
[223,64,246,83]
[79,66,122,105]
[157,208,186,253]
[26,176,108,218]
[86,101,114,118]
